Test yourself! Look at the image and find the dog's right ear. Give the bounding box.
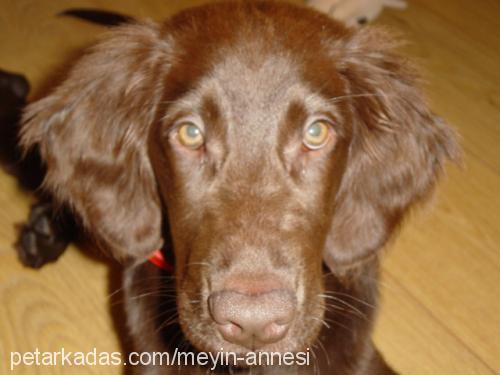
[20,21,173,261]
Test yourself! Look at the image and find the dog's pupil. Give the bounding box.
[308,123,321,137]
[187,125,200,138]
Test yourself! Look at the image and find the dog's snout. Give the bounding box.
[208,284,296,350]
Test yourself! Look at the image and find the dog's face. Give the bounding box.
[21,1,457,356]
[150,33,350,353]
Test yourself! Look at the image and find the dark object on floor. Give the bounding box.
[0,70,30,175]
[16,202,75,268]
[58,8,134,26]
[0,69,76,267]
[0,69,47,190]
[0,69,29,105]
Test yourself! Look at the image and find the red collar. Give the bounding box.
[148,249,174,273]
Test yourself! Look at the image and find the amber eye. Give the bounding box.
[177,122,204,149]
[303,120,330,150]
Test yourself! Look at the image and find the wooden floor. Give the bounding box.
[0,0,499,373]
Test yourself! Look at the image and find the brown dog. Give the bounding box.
[20,1,458,373]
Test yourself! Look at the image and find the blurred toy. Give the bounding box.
[308,0,407,26]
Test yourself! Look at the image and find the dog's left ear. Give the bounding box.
[323,27,460,270]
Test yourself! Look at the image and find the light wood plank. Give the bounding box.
[378,3,500,172]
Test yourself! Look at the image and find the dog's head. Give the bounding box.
[21,1,458,355]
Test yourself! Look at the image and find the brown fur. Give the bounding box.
[20,1,458,373]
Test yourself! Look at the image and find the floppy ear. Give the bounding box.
[20,21,172,260]
[324,27,460,269]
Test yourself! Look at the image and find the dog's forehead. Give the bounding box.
[209,52,303,129]
[171,49,330,139]
[211,51,298,103]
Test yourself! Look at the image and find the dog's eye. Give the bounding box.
[177,122,204,149]
[303,120,330,150]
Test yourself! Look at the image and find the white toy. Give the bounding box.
[308,0,407,27]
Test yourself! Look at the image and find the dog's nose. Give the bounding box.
[208,282,296,349]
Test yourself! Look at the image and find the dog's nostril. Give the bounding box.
[264,322,289,340]
[208,289,296,349]
[217,320,291,349]
[215,320,292,350]
[218,322,242,339]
